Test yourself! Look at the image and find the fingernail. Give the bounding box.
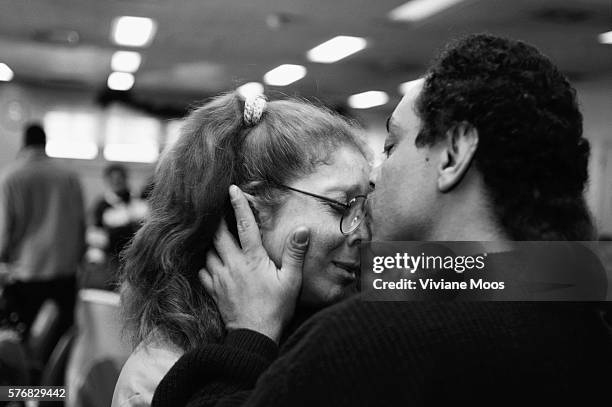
[293,229,310,245]
[229,185,238,198]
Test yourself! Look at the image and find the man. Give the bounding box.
[152,34,611,406]
[0,123,85,338]
[90,164,147,270]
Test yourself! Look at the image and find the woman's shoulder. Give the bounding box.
[111,337,184,407]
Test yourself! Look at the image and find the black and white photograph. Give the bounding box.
[0,0,611,406]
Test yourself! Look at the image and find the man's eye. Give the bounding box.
[382,144,395,158]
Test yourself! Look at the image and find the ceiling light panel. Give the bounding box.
[111,51,142,73]
[307,36,367,63]
[111,16,157,47]
[389,0,464,22]
[107,72,135,91]
[263,64,307,86]
[348,91,389,109]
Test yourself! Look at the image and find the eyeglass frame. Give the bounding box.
[269,182,367,236]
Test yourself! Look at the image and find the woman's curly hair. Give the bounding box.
[415,34,593,240]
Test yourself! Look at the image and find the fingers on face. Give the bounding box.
[213,218,239,261]
[205,249,224,275]
[198,268,215,298]
[229,185,263,254]
[280,227,310,278]
[201,249,227,299]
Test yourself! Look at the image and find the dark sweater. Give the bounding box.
[152,298,612,406]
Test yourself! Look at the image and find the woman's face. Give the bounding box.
[260,146,371,308]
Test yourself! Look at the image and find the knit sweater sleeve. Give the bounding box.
[151,329,279,407]
[153,298,412,407]
[152,300,369,407]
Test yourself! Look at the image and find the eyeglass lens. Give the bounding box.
[341,197,366,234]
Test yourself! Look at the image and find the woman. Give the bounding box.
[111,92,371,407]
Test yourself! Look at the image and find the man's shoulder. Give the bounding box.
[40,159,80,178]
[5,158,77,181]
[0,161,24,185]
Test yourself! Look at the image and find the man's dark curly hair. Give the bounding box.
[415,34,593,240]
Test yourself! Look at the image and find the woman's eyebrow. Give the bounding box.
[324,184,365,201]
[323,191,348,202]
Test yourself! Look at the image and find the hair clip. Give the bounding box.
[243,94,267,127]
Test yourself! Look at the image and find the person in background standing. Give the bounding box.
[0,123,85,339]
[89,164,148,277]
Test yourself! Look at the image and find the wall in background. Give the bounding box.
[578,77,612,235]
[0,83,158,218]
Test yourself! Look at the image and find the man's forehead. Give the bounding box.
[389,78,424,132]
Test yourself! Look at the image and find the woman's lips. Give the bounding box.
[332,261,360,281]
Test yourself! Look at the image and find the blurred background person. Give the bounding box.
[87,164,148,287]
[0,123,85,340]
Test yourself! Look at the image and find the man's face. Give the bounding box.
[107,170,128,194]
[369,79,440,241]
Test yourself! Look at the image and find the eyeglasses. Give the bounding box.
[273,183,367,236]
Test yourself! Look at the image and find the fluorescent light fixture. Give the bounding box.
[398,79,423,95]
[107,72,135,91]
[237,82,264,99]
[348,91,389,109]
[111,51,142,72]
[598,31,612,44]
[46,141,98,160]
[111,16,157,47]
[263,64,306,86]
[44,111,99,160]
[0,63,14,81]
[307,36,367,63]
[104,114,160,163]
[389,0,464,22]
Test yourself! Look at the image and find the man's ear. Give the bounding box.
[436,122,479,193]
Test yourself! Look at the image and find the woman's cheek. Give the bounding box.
[261,226,291,267]
[305,224,344,269]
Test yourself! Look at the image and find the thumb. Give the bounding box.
[280,227,310,279]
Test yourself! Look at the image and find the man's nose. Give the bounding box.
[369,164,381,190]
